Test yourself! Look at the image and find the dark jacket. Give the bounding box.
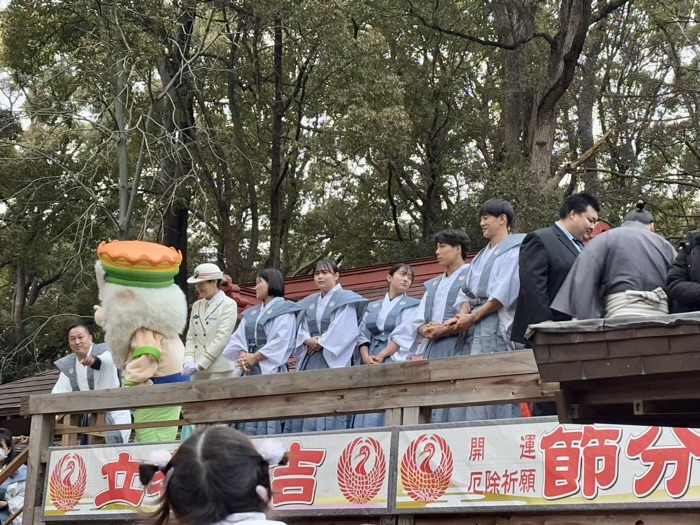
[666,231,700,312]
[511,224,580,344]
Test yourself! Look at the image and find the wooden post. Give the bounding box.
[60,415,79,446]
[23,414,55,525]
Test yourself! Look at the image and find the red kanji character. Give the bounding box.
[520,434,537,460]
[580,426,622,499]
[540,426,582,499]
[485,470,501,494]
[95,452,144,508]
[467,471,483,495]
[626,427,700,498]
[519,469,536,493]
[501,470,519,494]
[271,441,326,506]
[469,437,485,461]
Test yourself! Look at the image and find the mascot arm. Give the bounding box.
[123,328,164,386]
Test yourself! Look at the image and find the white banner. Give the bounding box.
[42,431,392,520]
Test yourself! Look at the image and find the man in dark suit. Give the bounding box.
[511,192,600,415]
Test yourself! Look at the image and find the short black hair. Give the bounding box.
[559,192,601,219]
[479,198,515,227]
[0,428,17,464]
[433,229,471,261]
[140,427,282,525]
[67,322,93,337]
[258,268,285,298]
[388,263,415,282]
[313,259,339,274]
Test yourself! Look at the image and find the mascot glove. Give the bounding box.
[182,361,198,376]
[123,354,160,385]
[93,305,107,328]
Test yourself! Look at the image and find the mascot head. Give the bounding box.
[95,240,187,367]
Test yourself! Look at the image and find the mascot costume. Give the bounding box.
[94,240,189,442]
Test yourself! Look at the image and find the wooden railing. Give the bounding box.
[0,448,28,525]
[20,350,556,524]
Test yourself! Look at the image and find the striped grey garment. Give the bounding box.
[604,287,669,318]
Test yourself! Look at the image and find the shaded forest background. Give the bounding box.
[0,0,698,382]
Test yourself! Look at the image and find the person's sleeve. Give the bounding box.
[258,313,297,373]
[389,305,419,353]
[222,320,248,361]
[319,306,360,363]
[6,479,25,519]
[551,248,604,319]
[51,372,72,394]
[197,300,238,370]
[666,241,700,305]
[184,306,197,362]
[357,311,371,347]
[518,233,552,322]
[487,248,520,310]
[453,288,468,309]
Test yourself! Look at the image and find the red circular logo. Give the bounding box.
[400,434,454,502]
[337,437,387,504]
[49,453,88,511]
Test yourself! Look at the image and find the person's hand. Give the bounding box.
[238,352,258,371]
[373,352,388,364]
[411,355,424,361]
[80,355,97,367]
[448,313,477,332]
[0,500,8,509]
[421,322,440,337]
[361,354,375,365]
[305,337,322,353]
[425,324,449,340]
[182,361,198,376]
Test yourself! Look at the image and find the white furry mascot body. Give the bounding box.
[94,240,190,443]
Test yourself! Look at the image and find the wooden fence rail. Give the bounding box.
[21,350,556,525]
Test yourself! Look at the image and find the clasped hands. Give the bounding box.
[304,337,323,355]
[423,312,477,340]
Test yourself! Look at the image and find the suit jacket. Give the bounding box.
[511,224,580,344]
[185,292,238,375]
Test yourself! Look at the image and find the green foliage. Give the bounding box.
[0,0,699,381]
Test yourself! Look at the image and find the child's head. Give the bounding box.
[140,427,286,525]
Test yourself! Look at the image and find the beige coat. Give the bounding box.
[185,291,238,379]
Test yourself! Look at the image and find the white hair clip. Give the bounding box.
[257,440,286,466]
[149,449,173,470]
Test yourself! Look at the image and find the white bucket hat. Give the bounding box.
[187,263,224,284]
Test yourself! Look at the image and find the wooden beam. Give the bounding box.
[0,448,28,486]
[183,374,557,423]
[22,414,54,525]
[23,351,542,416]
[414,512,700,525]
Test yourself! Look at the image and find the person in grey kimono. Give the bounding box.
[223,268,303,435]
[395,230,470,422]
[52,323,131,443]
[444,198,523,421]
[552,201,677,319]
[0,429,25,525]
[285,260,368,433]
[353,263,420,428]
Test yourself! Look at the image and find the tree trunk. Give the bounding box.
[155,6,196,294]
[577,21,606,192]
[12,259,26,345]
[267,13,284,269]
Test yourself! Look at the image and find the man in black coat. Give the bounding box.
[667,231,700,312]
[511,192,600,415]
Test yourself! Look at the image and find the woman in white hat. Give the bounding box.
[183,263,238,380]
